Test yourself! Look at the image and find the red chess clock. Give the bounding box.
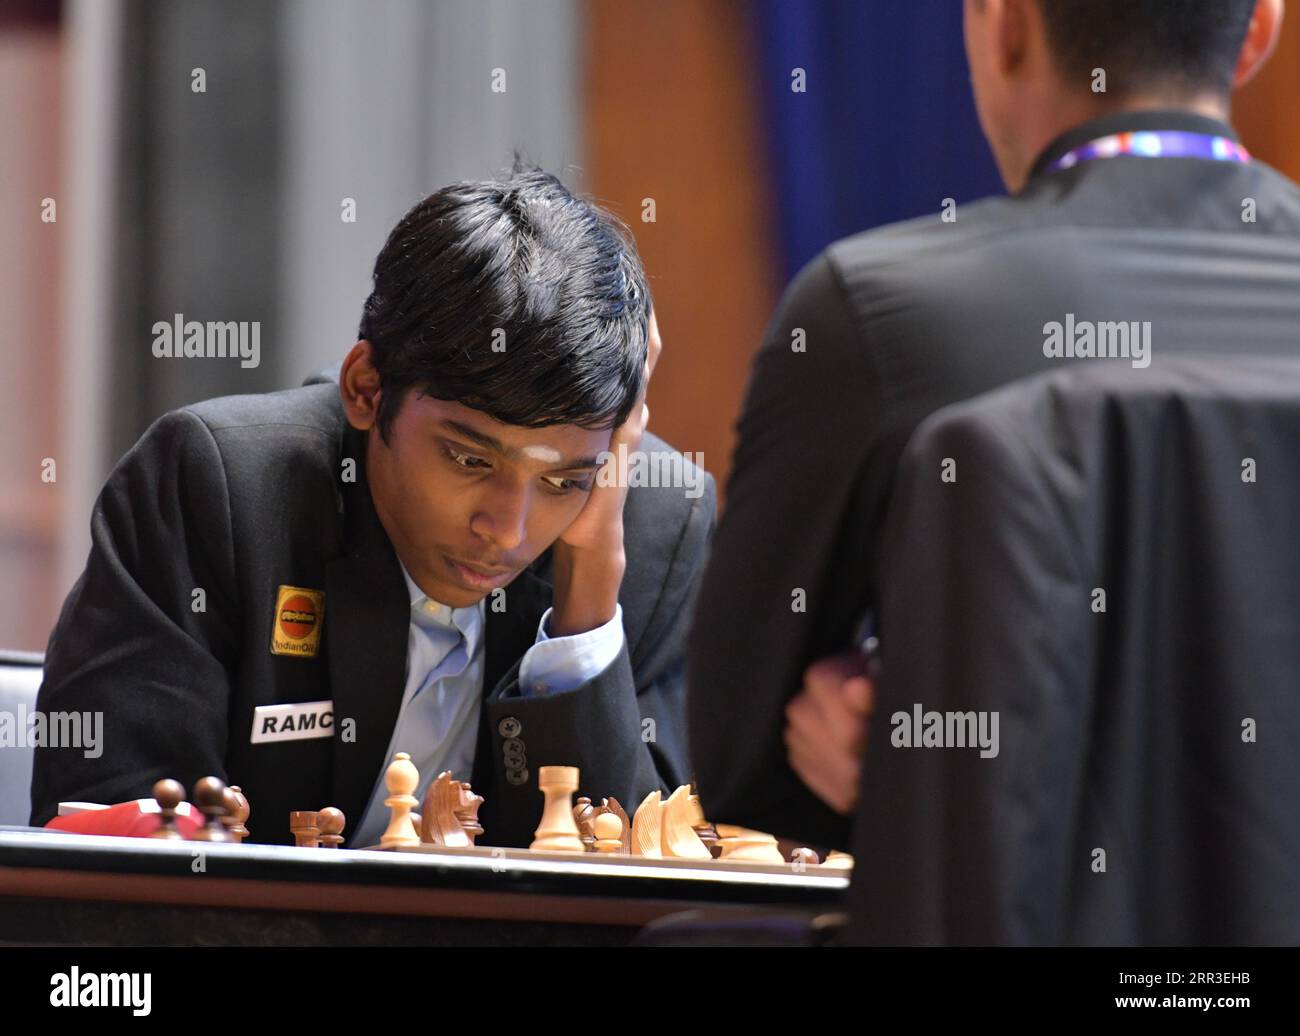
[45,798,206,839]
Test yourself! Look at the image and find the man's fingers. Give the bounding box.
[786,654,874,815]
[804,652,869,708]
[786,691,842,744]
[805,653,860,685]
[841,675,875,716]
[784,693,821,740]
[784,704,865,789]
[786,729,837,806]
[786,725,859,815]
[788,684,867,756]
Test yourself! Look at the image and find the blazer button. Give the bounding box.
[503,736,526,763]
[505,767,529,786]
[498,716,522,738]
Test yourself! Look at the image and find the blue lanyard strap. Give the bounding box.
[1045,130,1251,175]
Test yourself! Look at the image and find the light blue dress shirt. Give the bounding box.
[350,560,624,847]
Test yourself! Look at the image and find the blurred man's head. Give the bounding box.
[340,165,652,607]
[964,0,1283,191]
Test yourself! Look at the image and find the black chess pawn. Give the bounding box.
[317,806,346,848]
[221,785,251,843]
[289,810,320,847]
[453,780,485,845]
[149,778,186,840]
[573,796,597,850]
[189,776,232,841]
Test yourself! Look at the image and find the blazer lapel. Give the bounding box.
[482,558,553,700]
[325,425,410,834]
[469,554,553,800]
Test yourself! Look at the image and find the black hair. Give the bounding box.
[358,163,651,441]
[1037,0,1258,98]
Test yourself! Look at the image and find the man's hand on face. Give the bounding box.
[548,310,662,637]
[784,651,875,815]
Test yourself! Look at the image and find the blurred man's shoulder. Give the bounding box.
[825,193,1041,284]
[163,382,349,493]
[827,159,1300,287]
[183,381,344,443]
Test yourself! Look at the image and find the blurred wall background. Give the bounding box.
[3,0,1299,650]
[0,0,63,653]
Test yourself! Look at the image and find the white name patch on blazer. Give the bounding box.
[251,700,335,743]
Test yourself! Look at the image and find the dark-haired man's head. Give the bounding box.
[340,165,653,607]
[964,0,1283,192]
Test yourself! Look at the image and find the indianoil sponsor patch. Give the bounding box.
[270,585,325,657]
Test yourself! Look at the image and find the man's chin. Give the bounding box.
[425,576,488,609]
[426,557,525,608]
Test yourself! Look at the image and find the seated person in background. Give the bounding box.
[32,165,714,848]
[688,0,1297,848]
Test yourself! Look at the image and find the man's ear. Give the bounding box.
[995,0,1032,77]
[1234,0,1283,89]
[339,340,382,431]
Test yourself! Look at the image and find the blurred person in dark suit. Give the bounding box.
[689,0,1296,848]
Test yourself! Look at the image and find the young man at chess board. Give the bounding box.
[30,166,715,848]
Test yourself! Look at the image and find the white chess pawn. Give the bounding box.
[380,752,421,849]
[530,765,585,852]
[593,811,624,854]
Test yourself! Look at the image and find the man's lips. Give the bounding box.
[442,553,515,591]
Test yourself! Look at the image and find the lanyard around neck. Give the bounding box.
[1045,130,1251,175]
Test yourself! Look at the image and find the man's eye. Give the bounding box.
[543,475,591,493]
[446,447,490,470]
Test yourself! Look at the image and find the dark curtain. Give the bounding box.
[753,0,1004,281]
[113,0,285,459]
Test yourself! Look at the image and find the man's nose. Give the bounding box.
[471,483,529,551]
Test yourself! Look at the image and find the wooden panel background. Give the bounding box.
[1235,7,1300,178]
[583,0,779,504]
[0,24,62,651]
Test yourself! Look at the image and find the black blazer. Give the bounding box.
[846,357,1300,944]
[688,110,1300,850]
[31,373,715,847]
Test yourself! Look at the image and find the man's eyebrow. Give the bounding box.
[441,419,505,454]
[440,419,603,471]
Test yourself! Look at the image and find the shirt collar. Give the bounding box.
[1029,108,1239,183]
[396,558,484,652]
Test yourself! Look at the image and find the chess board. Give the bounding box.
[372,840,852,884]
[358,761,855,880]
[52,762,853,896]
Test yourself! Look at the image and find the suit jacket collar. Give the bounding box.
[1029,109,1239,183]
[324,421,554,829]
